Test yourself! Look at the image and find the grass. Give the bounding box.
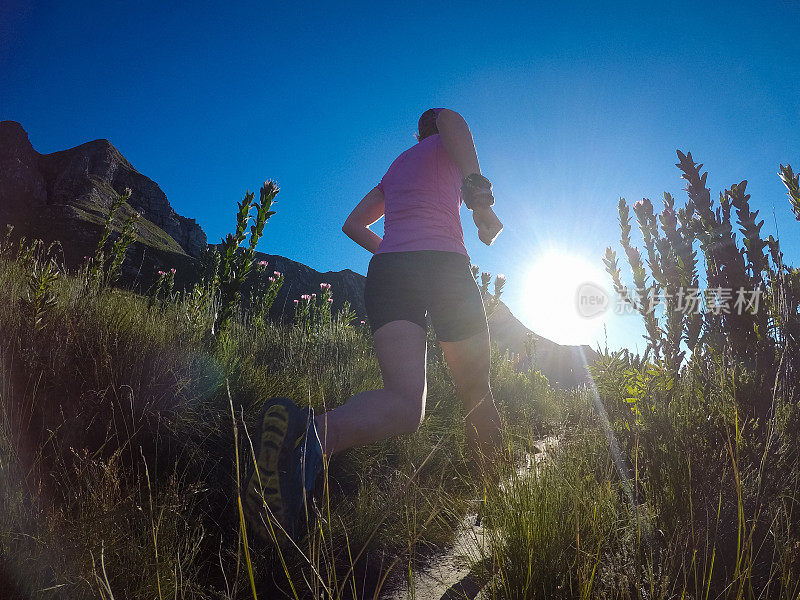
[1,242,800,599]
[0,249,561,598]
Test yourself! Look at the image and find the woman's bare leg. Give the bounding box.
[439,328,502,475]
[314,320,427,455]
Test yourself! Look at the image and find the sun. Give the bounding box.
[521,250,609,346]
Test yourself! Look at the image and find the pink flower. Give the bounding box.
[170,268,176,274]
[83,255,89,260]
[158,270,165,275]
[274,271,281,277]
[327,298,333,303]
[268,277,275,282]
[258,260,268,267]
[312,293,316,298]
[301,294,311,300]
[320,282,332,290]
[360,320,365,325]
[293,299,299,304]
[496,273,506,281]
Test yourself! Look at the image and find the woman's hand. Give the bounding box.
[473,207,503,245]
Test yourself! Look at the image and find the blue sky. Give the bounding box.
[3,1,799,350]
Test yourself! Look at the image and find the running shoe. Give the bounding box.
[244,397,322,543]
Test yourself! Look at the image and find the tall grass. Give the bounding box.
[0,237,561,598]
[2,160,800,598]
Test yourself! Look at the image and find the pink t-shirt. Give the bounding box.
[374,117,467,257]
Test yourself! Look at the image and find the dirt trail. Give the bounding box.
[385,436,559,600]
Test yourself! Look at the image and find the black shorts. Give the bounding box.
[364,250,488,342]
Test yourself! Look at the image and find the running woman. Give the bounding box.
[245,108,504,541]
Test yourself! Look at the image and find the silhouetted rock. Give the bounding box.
[242,251,370,319]
[37,136,206,257]
[487,298,597,385]
[0,121,48,221]
[0,121,206,289]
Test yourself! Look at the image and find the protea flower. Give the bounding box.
[633,198,653,215]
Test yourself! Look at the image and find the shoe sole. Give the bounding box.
[244,397,308,542]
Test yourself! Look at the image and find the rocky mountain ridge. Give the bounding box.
[0,120,205,273]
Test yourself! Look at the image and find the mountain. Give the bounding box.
[0,121,596,385]
[487,299,596,386]
[0,120,206,287]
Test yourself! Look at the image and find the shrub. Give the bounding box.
[213,181,278,339]
[85,187,140,293]
[604,151,800,416]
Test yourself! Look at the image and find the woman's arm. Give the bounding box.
[437,109,503,246]
[436,108,482,178]
[342,186,386,254]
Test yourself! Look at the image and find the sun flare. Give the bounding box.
[521,251,609,346]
